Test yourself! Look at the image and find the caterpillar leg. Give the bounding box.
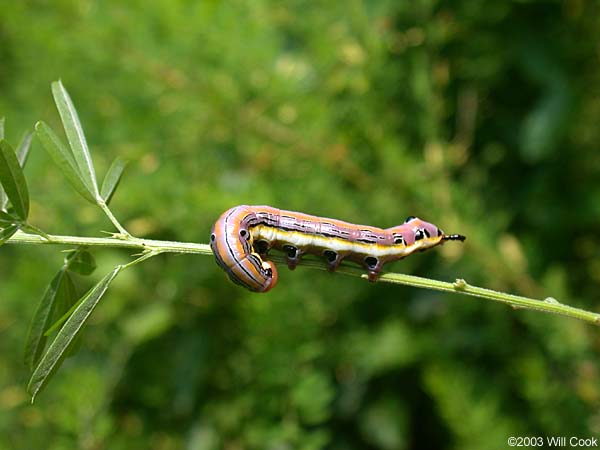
[323,250,341,272]
[253,239,271,256]
[283,245,302,270]
[367,270,381,282]
[363,256,383,282]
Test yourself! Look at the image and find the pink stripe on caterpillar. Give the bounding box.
[210,205,465,292]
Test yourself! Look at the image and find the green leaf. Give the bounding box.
[42,298,79,337]
[0,139,29,220]
[51,271,78,323]
[0,209,17,224]
[24,270,77,371]
[16,131,33,167]
[51,273,80,359]
[51,80,99,200]
[27,265,122,402]
[41,253,98,337]
[35,121,97,204]
[100,157,127,205]
[66,248,97,275]
[0,118,6,208]
[38,271,79,343]
[0,223,19,245]
[1,131,34,210]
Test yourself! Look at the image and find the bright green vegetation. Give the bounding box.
[1,1,600,449]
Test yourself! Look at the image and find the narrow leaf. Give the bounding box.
[42,259,100,338]
[0,140,29,220]
[100,157,127,205]
[43,295,81,337]
[35,121,97,204]
[2,131,33,210]
[51,80,99,199]
[51,273,80,360]
[34,272,79,343]
[27,265,122,401]
[52,271,78,324]
[24,270,68,371]
[0,118,5,212]
[0,118,6,209]
[16,131,33,167]
[0,191,6,210]
[0,223,19,245]
[0,209,17,224]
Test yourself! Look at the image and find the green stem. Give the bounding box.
[97,201,131,237]
[7,230,600,326]
[120,250,162,269]
[268,255,600,327]
[376,271,599,325]
[21,223,51,240]
[7,229,212,255]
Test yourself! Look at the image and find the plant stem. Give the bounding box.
[373,271,599,325]
[97,201,131,237]
[7,230,600,326]
[268,256,600,326]
[21,223,51,240]
[7,230,212,255]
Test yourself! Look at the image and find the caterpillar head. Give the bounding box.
[389,216,465,251]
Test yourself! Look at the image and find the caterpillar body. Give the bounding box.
[210,205,465,292]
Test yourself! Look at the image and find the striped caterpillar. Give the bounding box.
[210,205,465,292]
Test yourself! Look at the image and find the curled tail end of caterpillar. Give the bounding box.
[259,259,279,292]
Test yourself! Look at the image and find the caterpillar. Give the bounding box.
[210,205,465,292]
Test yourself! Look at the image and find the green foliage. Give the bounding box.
[27,265,122,402]
[50,80,100,199]
[23,247,98,375]
[0,124,33,245]
[15,131,33,168]
[0,222,19,244]
[0,139,29,220]
[1,1,600,449]
[24,268,77,371]
[35,121,97,204]
[101,157,127,204]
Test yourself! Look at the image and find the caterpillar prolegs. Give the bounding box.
[210,205,465,292]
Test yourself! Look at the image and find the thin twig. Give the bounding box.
[97,201,131,238]
[7,230,212,254]
[7,230,600,326]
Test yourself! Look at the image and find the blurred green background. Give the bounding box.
[2,1,600,449]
